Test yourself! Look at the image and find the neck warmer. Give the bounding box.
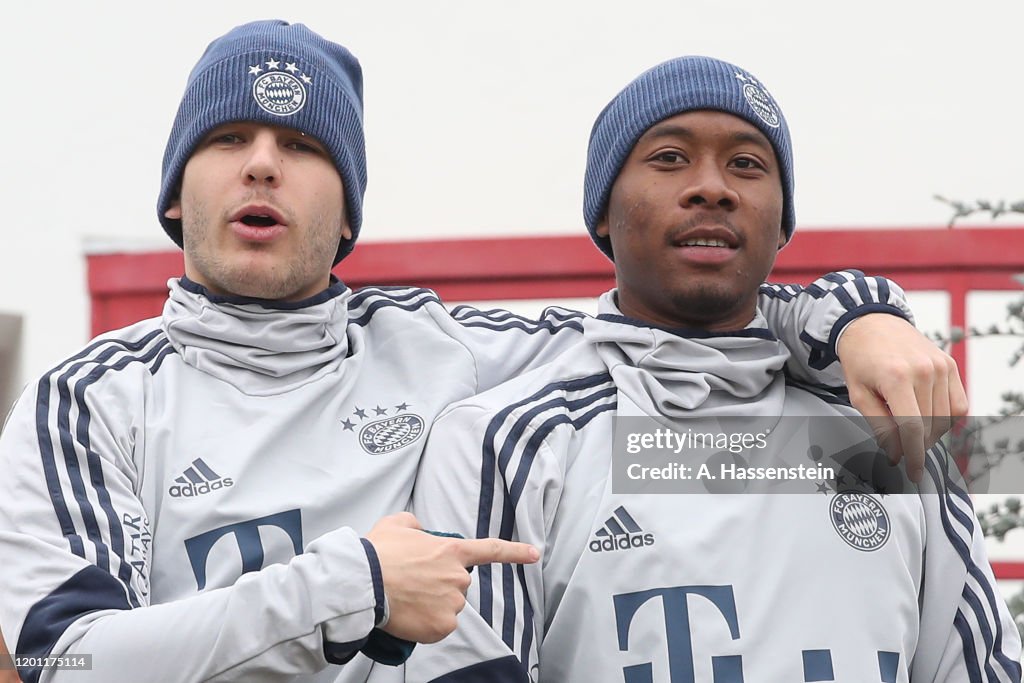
[586,291,790,420]
[161,277,351,396]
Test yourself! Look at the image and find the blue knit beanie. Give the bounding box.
[584,56,794,261]
[157,20,365,265]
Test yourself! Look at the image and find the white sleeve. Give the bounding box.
[435,272,915,392]
[405,402,560,682]
[758,269,915,385]
[0,371,384,683]
[914,444,1022,683]
[436,304,589,392]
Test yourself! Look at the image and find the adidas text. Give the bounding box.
[169,478,234,498]
[589,533,655,553]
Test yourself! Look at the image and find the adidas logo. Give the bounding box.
[168,458,234,498]
[588,505,655,553]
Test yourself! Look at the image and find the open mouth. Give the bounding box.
[230,204,286,228]
[240,214,279,227]
[678,238,732,248]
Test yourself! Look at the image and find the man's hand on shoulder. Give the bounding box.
[837,313,968,483]
[365,512,538,644]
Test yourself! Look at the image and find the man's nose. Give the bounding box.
[679,162,738,211]
[241,132,282,187]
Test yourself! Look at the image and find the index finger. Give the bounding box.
[456,537,540,567]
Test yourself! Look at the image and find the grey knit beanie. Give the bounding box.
[584,56,794,260]
[157,19,365,265]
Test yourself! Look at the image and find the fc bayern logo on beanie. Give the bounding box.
[249,58,312,116]
[735,72,780,129]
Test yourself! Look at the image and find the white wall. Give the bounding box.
[2,0,1023,389]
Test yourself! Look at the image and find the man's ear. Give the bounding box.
[341,220,353,241]
[596,215,610,238]
[164,199,182,221]
[776,226,787,250]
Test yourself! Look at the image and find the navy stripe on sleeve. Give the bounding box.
[829,284,859,312]
[476,374,614,546]
[497,400,616,660]
[427,656,529,682]
[457,318,585,335]
[70,339,170,606]
[802,303,913,371]
[477,379,612,565]
[323,636,370,666]
[17,565,133,683]
[953,608,984,683]
[927,443,1020,680]
[360,538,386,626]
[823,269,865,285]
[873,276,890,305]
[805,283,830,298]
[853,276,874,305]
[475,374,614,629]
[358,630,416,666]
[473,373,616,664]
[36,330,170,613]
[924,447,1021,680]
[453,305,586,335]
[349,293,442,327]
[36,330,163,565]
[348,285,439,311]
[758,283,806,302]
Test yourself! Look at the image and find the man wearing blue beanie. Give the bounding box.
[405,55,1020,682]
[585,55,797,331]
[0,21,973,683]
[584,56,797,259]
[159,19,367,270]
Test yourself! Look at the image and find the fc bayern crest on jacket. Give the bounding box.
[340,402,425,454]
[248,57,313,116]
[829,491,890,551]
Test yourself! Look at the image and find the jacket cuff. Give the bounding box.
[359,538,387,626]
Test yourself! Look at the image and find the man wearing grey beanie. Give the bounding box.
[0,21,970,683]
[406,55,1020,682]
